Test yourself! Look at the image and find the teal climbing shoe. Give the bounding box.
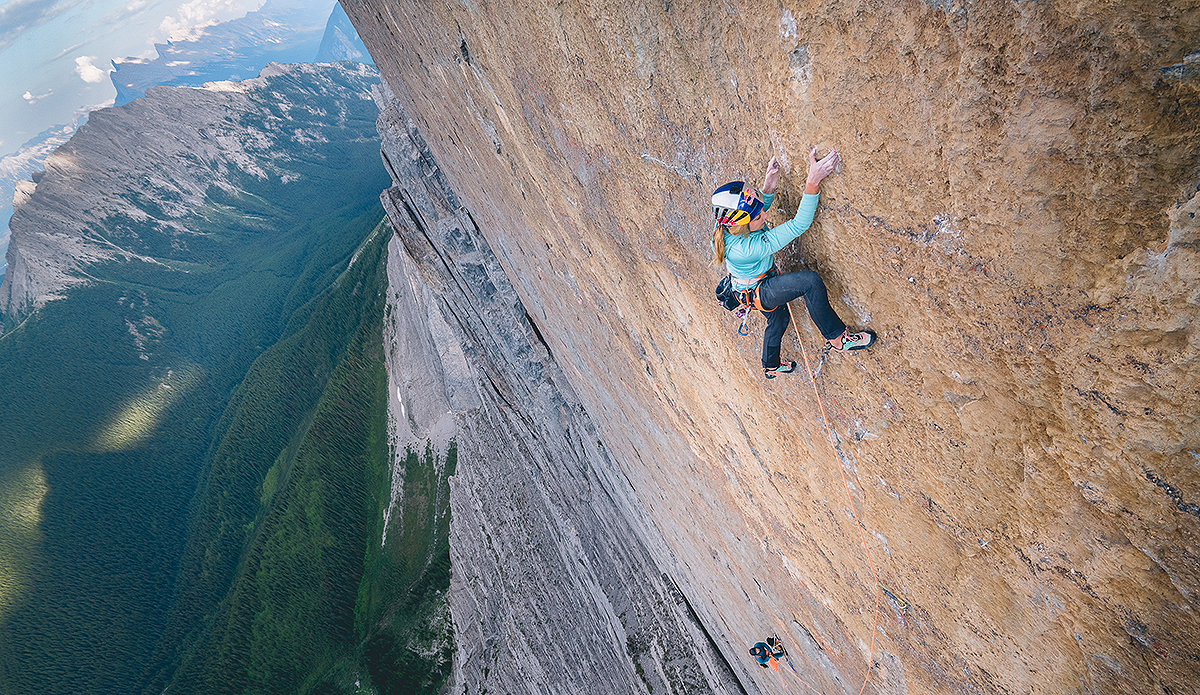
[829,329,876,352]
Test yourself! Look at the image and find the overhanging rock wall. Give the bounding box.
[350,1,1200,693]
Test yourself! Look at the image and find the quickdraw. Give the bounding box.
[734,268,777,336]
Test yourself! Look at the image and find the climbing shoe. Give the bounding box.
[764,361,797,379]
[829,329,876,352]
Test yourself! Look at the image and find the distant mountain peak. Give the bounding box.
[109,0,338,107]
[315,4,373,64]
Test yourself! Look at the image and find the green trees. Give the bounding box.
[156,226,454,695]
[0,69,453,694]
[157,222,390,694]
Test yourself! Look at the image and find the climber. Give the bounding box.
[748,635,788,668]
[711,148,875,378]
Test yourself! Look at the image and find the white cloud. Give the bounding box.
[158,0,262,43]
[101,0,151,24]
[22,89,53,104]
[74,55,108,83]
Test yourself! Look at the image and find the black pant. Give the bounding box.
[756,270,846,369]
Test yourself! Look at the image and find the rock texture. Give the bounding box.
[0,122,82,272]
[377,86,747,694]
[0,61,380,325]
[348,0,1200,692]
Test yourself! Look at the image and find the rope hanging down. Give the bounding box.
[788,302,882,695]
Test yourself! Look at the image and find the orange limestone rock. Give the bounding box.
[348,1,1200,692]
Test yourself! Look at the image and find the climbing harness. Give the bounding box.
[731,268,777,336]
[755,635,822,694]
[788,301,882,695]
[731,268,776,310]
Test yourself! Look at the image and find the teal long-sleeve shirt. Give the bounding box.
[720,191,819,287]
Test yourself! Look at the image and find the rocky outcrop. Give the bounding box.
[0,62,380,326]
[0,122,83,275]
[349,0,1199,693]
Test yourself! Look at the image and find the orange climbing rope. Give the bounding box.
[787,302,882,695]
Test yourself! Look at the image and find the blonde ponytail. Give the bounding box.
[712,225,727,266]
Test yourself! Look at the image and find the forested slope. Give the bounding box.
[0,62,452,695]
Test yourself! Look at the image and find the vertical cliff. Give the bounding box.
[377,86,747,693]
[348,1,1200,693]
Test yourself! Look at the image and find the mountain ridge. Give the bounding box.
[0,60,397,695]
[0,61,379,329]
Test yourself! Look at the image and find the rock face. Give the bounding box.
[352,2,1200,693]
[0,62,380,325]
[0,122,83,275]
[377,84,747,694]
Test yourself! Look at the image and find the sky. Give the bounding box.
[0,0,269,155]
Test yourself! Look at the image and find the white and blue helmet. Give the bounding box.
[712,181,763,226]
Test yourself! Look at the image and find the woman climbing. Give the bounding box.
[749,635,788,668]
[711,147,875,378]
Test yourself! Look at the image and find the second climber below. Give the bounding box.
[711,147,875,378]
